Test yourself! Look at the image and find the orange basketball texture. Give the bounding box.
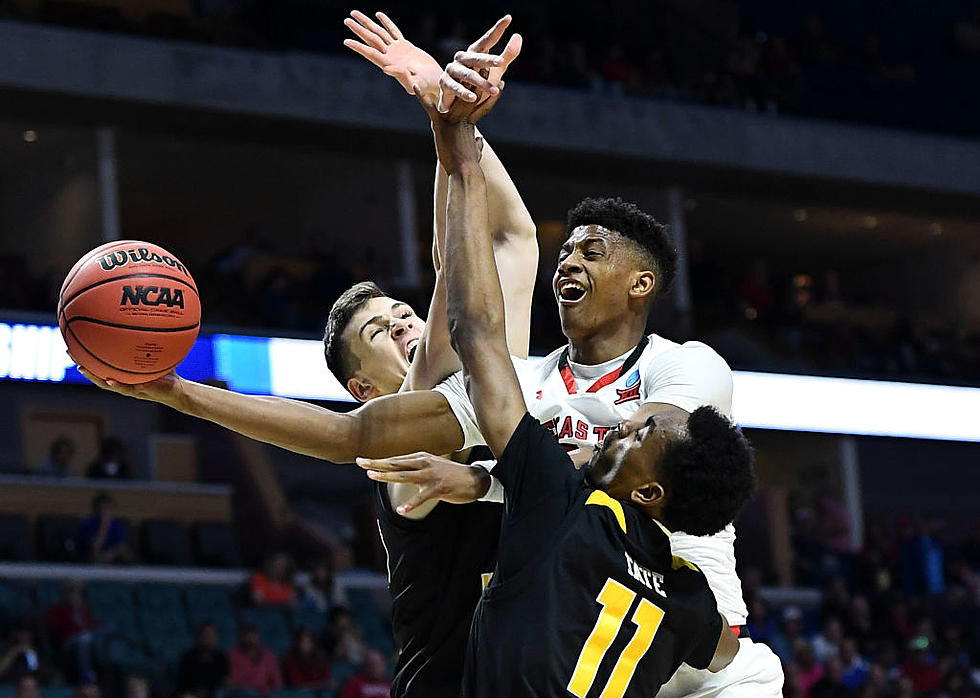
[58,240,201,383]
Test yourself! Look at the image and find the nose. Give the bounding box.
[391,317,413,339]
[558,255,583,277]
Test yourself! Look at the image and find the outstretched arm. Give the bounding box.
[413,83,527,457]
[345,11,535,390]
[76,368,464,463]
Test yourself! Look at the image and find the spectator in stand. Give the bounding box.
[856,663,888,698]
[739,259,776,322]
[35,436,75,478]
[177,622,229,697]
[810,656,853,698]
[839,637,869,690]
[325,607,366,666]
[0,619,40,683]
[901,517,946,597]
[44,581,102,683]
[796,14,840,66]
[900,636,943,695]
[793,640,826,697]
[299,557,342,613]
[13,674,38,698]
[78,494,133,564]
[282,628,331,689]
[340,649,390,698]
[846,596,875,652]
[250,553,296,607]
[74,681,100,698]
[85,437,131,480]
[124,675,150,698]
[812,616,844,663]
[771,605,806,663]
[747,598,779,646]
[954,6,980,57]
[229,624,282,695]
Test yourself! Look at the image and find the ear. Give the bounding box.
[629,270,657,302]
[347,376,379,403]
[630,482,665,508]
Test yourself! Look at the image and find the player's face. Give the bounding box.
[345,296,425,399]
[583,407,690,501]
[553,226,647,340]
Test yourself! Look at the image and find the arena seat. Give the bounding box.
[0,582,35,624]
[86,582,141,642]
[36,515,82,562]
[35,580,62,611]
[141,519,191,566]
[0,514,35,561]
[185,585,238,648]
[329,660,359,688]
[191,522,241,568]
[106,636,155,676]
[346,589,393,655]
[270,690,318,698]
[238,608,291,656]
[290,607,327,634]
[138,583,192,660]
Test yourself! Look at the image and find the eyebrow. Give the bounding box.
[359,302,408,337]
[560,236,609,253]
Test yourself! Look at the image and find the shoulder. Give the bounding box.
[644,335,730,372]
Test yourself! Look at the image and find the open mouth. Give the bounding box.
[407,339,419,364]
[557,279,587,304]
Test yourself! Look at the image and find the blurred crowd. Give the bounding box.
[745,505,980,697]
[4,234,979,386]
[689,256,980,385]
[0,552,393,698]
[1,0,980,136]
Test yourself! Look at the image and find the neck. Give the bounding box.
[566,319,646,365]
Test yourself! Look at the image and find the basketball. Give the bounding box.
[58,240,201,384]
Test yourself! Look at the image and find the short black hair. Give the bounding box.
[658,406,756,536]
[566,196,678,298]
[323,281,387,388]
[92,493,113,510]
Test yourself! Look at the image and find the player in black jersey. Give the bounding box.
[375,446,500,698]
[389,82,757,697]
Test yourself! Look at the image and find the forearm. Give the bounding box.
[443,125,525,455]
[479,132,536,244]
[173,380,358,461]
[445,162,503,352]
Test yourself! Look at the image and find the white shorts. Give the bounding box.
[656,638,783,698]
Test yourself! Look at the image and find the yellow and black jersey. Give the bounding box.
[463,414,723,698]
[376,446,502,698]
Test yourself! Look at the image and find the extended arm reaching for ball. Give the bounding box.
[76,366,466,463]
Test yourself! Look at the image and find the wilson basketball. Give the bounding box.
[58,240,201,384]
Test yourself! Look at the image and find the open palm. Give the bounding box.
[344,11,443,97]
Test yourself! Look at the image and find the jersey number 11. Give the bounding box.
[567,578,665,698]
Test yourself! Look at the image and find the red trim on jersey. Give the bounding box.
[557,337,649,395]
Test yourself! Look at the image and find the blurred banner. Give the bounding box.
[3,318,979,442]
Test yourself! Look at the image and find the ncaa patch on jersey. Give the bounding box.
[625,369,640,388]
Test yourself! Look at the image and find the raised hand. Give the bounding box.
[438,15,523,113]
[356,453,492,515]
[412,83,501,173]
[343,10,443,97]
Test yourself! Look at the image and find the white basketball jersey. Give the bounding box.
[434,332,749,625]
